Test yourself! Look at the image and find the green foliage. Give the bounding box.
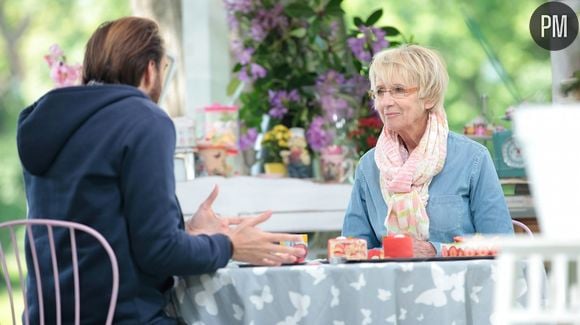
[0,93,26,224]
[342,0,551,132]
[0,0,131,222]
[285,3,316,18]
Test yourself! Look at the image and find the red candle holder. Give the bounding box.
[382,235,413,258]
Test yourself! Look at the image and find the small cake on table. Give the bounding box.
[327,236,368,261]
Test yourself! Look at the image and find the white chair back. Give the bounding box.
[494,238,580,324]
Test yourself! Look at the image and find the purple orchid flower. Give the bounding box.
[307,116,334,152]
[239,127,258,150]
[267,89,301,119]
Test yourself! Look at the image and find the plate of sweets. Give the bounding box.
[328,235,425,263]
[441,235,498,258]
[332,234,496,263]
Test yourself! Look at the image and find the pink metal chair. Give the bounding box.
[0,219,119,325]
[512,219,534,237]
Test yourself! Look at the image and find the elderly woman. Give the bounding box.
[342,45,513,257]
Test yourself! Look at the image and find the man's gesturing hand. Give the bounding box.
[226,211,306,266]
[186,185,243,235]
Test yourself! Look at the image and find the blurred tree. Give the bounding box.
[131,0,185,117]
[0,0,34,225]
[0,0,130,225]
[0,0,28,76]
[0,0,30,131]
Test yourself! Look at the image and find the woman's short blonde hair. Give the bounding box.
[369,44,448,112]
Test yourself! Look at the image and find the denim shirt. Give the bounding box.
[342,132,514,255]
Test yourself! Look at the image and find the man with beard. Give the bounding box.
[17,16,305,324]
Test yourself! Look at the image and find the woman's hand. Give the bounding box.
[412,238,436,257]
[186,185,242,235]
[225,211,307,266]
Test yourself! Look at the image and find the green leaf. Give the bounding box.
[353,59,362,72]
[326,0,343,9]
[347,31,359,38]
[382,26,400,36]
[389,41,403,48]
[285,3,316,18]
[232,63,242,73]
[331,52,342,67]
[290,28,307,38]
[226,78,241,96]
[325,0,344,16]
[365,9,383,26]
[287,39,298,56]
[314,36,328,51]
[353,17,364,27]
[310,18,321,34]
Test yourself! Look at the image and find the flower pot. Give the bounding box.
[287,163,312,179]
[241,149,257,175]
[264,162,287,176]
[320,146,354,183]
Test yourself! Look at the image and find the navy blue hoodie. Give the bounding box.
[17,84,232,324]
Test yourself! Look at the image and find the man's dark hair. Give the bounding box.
[82,16,165,86]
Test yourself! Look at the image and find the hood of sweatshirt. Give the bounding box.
[17,84,148,175]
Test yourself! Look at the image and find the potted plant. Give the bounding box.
[261,124,291,176]
[224,0,408,165]
[280,127,312,178]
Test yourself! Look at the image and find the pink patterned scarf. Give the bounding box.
[374,110,448,240]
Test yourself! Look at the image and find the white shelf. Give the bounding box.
[176,176,352,232]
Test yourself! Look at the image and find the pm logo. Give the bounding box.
[530,1,578,51]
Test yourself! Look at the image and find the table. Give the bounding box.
[173,259,527,324]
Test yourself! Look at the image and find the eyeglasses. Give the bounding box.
[368,85,418,100]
